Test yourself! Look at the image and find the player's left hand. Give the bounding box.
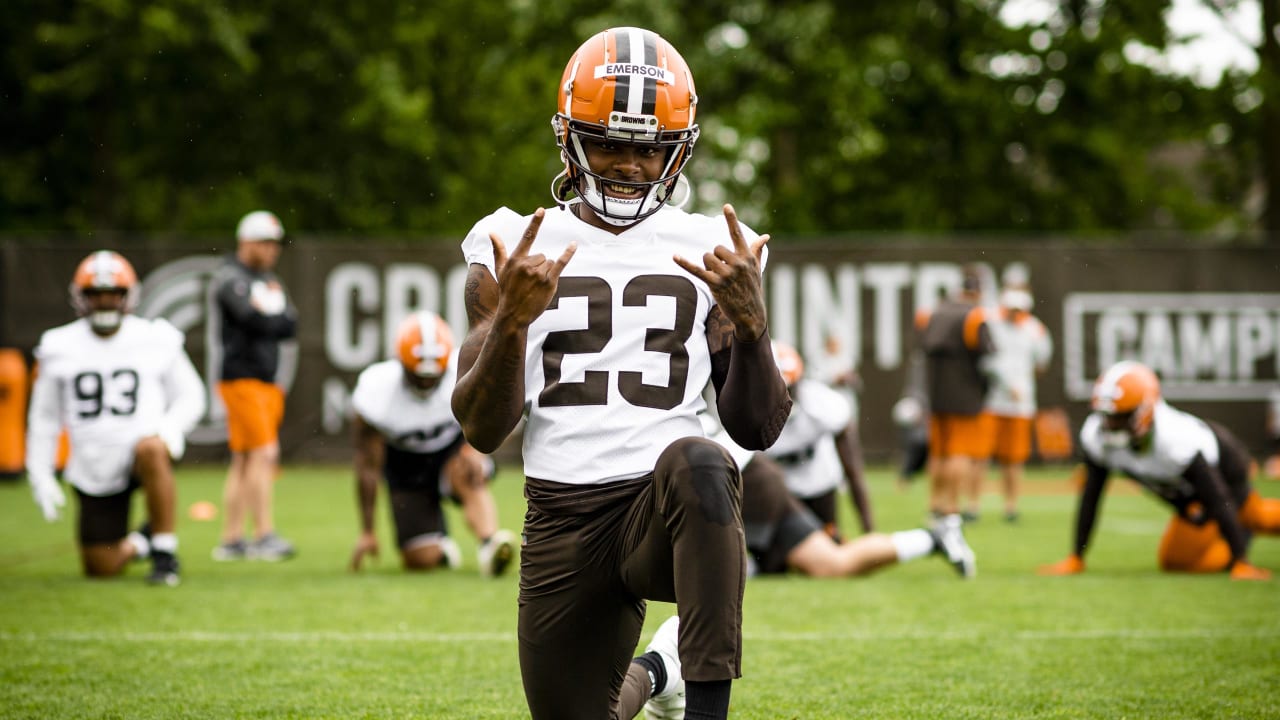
[350,532,380,572]
[673,204,769,342]
[29,473,66,522]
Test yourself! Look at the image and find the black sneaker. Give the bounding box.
[147,551,181,587]
[211,539,248,561]
[248,532,296,562]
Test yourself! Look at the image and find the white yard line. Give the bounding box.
[2,628,1275,643]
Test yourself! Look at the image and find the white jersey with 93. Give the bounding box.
[26,316,206,496]
[350,355,463,454]
[461,203,764,485]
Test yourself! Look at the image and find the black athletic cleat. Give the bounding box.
[147,550,181,587]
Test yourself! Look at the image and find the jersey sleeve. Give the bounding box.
[459,207,526,277]
[25,333,62,481]
[796,380,852,433]
[1031,316,1053,369]
[156,321,207,437]
[349,366,379,422]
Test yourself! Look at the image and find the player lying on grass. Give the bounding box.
[705,409,976,579]
[1040,361,1279,581]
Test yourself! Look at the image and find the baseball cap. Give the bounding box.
[236,210,285,242]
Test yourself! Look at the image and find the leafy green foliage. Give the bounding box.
[0,1,1266,238]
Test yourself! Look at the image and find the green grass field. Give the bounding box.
[1,463,1277,719]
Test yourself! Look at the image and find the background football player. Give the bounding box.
[25,250,206,586]
[348,311,515,575]
[704,392,976,580]
[1039,361,1279,581]
[966,278,1053,523]
[764,341,873,540]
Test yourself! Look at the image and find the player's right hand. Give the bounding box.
[29,473,66,522]
[1229,561,1271,581]
[490,208,577,328]
[349,532,380,572]
[1037,555,1084,576]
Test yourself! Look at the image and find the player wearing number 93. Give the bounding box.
[452,26,791,720]
[25,251,206,586]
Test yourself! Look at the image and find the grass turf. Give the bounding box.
[0,463,1277,719]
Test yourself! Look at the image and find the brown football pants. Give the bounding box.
[518,437,746,720]
[1158,491,1280,572]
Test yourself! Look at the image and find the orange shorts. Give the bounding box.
[1158,492,1280,572]
[929,412,995,460]
[990,415,1033,466]
[218,379,285,452]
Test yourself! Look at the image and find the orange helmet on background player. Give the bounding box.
[69,250,140,333]
[396,311,455,382]
[551,26,699,226]
[1091,361,1161,446]
[771,341,804,387]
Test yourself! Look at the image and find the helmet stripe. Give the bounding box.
[612,29,632,114]
[641,31,658,115]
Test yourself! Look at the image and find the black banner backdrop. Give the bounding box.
[3,239,1277,463]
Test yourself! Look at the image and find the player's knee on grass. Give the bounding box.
[81,543,131,577]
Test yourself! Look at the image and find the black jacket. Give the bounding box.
[213,255,297,382]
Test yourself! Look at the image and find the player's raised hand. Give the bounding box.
[491,208,577,328]
[673,204,769,342]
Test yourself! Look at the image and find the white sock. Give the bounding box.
[151,533,178,554]
[126,532,151,559]
[890,529,935,562]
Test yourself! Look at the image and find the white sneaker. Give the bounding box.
[477,529,516,577]
[439,537,462,569]
[932,516,976,579]
[643,616,685,720]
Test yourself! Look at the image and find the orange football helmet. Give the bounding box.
[1091,360,1161,444]
[396,311,455,379]
[69,250,139,332]
[771,341,804,387]
[551,26,699,226]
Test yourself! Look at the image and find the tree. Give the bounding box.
[0,0,1265,240]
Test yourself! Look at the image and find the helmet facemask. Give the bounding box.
[553,115,697,226]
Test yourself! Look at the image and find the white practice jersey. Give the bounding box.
[764,379,851,499]
[984,309,1052,418]
[1079,401,1218,498]
[26,316,206,496]
[350,356,463,454]
[461,203,764,484]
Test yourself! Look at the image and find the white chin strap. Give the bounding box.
[579,177,663,227]
[88,310,123,332]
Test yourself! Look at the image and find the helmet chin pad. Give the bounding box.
[88,310,124,333]
[577,174,670,226]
